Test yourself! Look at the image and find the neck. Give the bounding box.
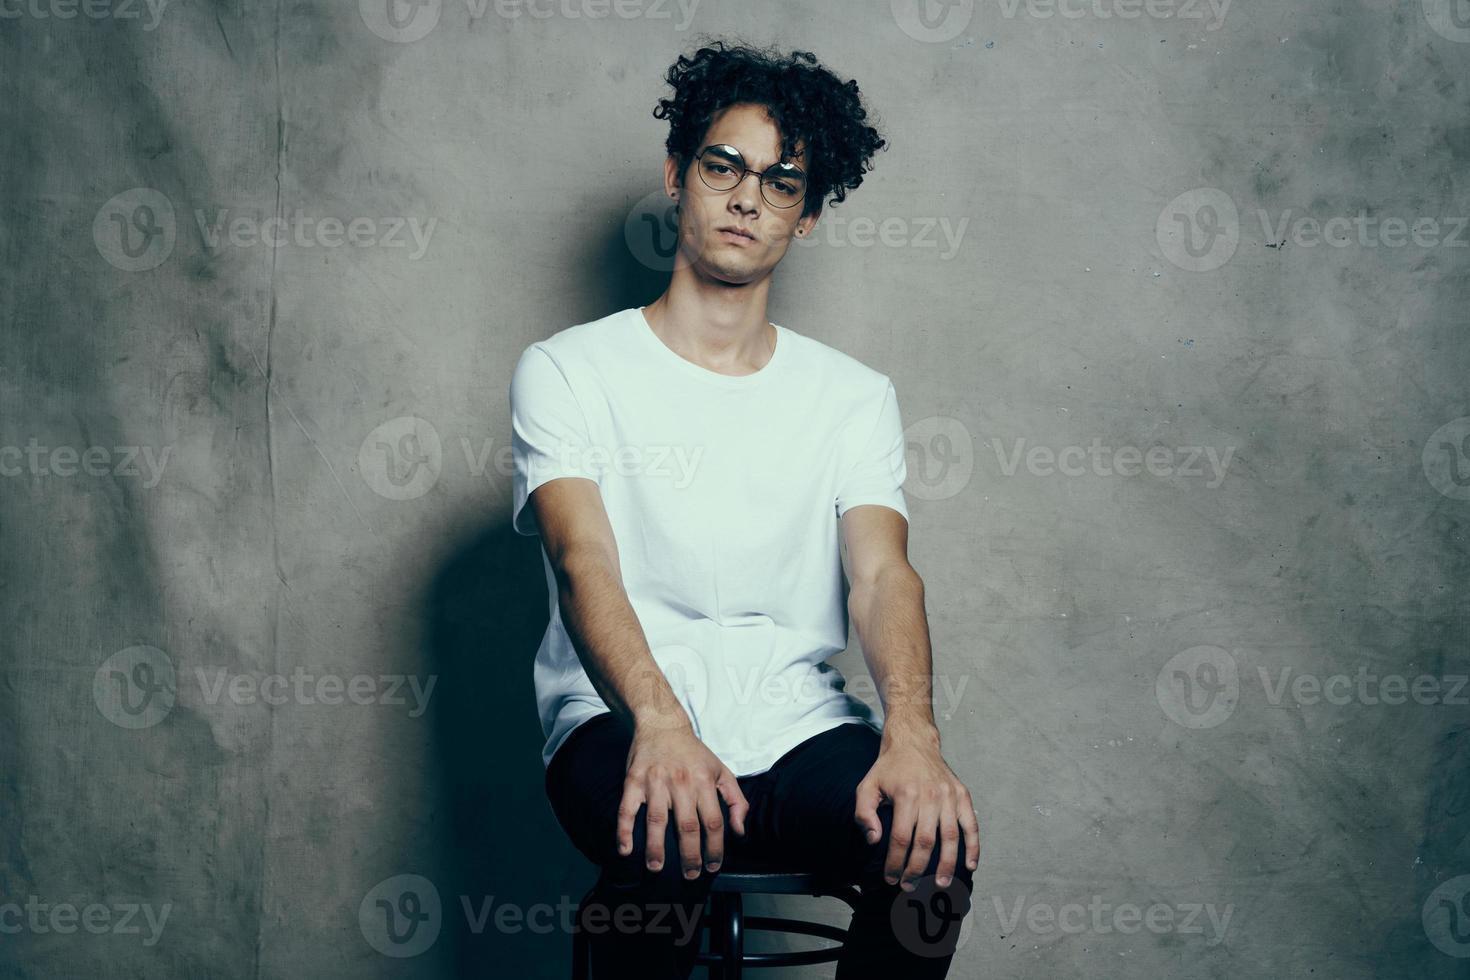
[642,270,776,375]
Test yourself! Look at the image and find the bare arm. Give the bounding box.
[841,504,981,890]
[528,476,748,877]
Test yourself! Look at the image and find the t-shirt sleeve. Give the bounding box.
[509,344,603,536]
[835,377,910,522]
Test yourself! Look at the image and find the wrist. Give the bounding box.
[632,703,695,736]
[880,713,941,751]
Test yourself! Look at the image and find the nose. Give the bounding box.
[728,170,762,212]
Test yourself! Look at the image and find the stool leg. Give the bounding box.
[707,892,724,966]
[722,892,744,980]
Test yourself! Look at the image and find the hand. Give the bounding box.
[853,737,980,891]
[618,725,750,879]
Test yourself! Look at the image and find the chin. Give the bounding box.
[704,261,766,285]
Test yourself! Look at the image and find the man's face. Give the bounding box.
[664,102,821,285]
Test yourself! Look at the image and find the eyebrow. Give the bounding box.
[707,144,805,174]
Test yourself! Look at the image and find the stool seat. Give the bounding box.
[709,856,845,895]
[571,859,862,978]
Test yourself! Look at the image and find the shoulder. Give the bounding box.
[520,308,630,368]
[779,325,895,396]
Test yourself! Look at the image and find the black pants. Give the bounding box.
[544,711,975,979]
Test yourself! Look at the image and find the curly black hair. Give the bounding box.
[652,38,887,219]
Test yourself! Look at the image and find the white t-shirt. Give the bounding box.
[510,306,910,777]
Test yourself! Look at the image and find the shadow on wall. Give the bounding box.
[421,206,672,977]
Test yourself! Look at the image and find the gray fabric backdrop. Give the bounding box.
[1,1,1467,977]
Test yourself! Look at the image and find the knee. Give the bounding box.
[864,805,976,894]
[602,802,722,899]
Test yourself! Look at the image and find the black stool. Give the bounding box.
[571,857,860,978]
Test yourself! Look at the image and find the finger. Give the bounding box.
[853,779,884,845]
[643,777,671,872]
[958,791,981,872]
[616,779,647,858]
[697,777,727,873]
[884,792,917,886]
[902,794,942,891]
[671,777,705,880]
[717,770,750,836]
[933,797,961,887]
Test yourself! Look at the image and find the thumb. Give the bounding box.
[717,770,750,836]
[853,780,883,844]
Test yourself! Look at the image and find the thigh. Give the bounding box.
[766,722,977,889]
[544,712,634,869]
[761,722,884,875]
[544,711,740,887]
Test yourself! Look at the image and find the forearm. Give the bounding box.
[553,546,692,735]
[847,563,941,749]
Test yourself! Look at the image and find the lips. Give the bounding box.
[718,226,756,241]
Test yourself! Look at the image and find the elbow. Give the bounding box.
[551,541,618,592]
[848,562,922,620]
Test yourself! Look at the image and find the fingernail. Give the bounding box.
[901,880,916,892]
[648,861,661,871]
[706,862,720,871]
[867,829,879,842]
[685,869,699,880]
[937,875,951,887]
[885,874,898,885]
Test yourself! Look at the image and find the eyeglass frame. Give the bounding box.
[690,143,809,210]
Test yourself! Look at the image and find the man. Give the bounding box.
[510,40,979,979]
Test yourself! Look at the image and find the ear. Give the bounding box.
[664,155,684,201]
[794,205,822,238]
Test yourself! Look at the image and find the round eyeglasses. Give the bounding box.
[693,144,808,210]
